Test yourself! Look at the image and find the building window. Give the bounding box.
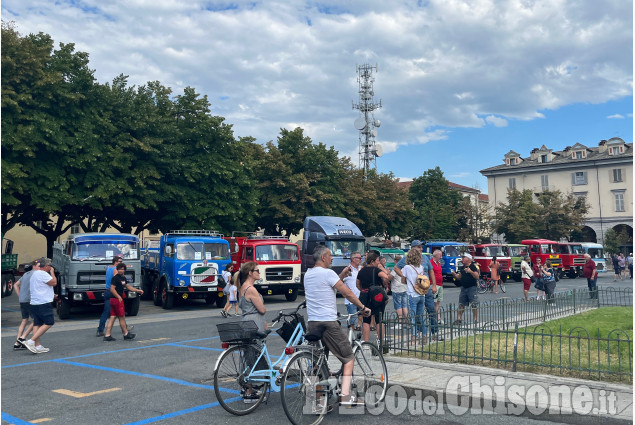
[509,178,516,189]
[541,175,549,190]
[571,171,587,185]
[609,146,622,155]
[573,151,583,159]
[70,224,82,234]
[540,154,548,163]
[611,168,623,182]
[614,192,625,212]
[508,157,516,165]
[574,192,587,203]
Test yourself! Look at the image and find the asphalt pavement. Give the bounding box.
[1,273,632,425]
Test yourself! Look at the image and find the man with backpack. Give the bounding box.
[451,253,480,325]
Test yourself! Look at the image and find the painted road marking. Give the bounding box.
[137,338,169,343]
[53,387,121,398]
[30,418,53,423]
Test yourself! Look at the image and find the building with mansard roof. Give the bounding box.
[480,137,633,246]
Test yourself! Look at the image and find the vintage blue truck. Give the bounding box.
[422,241,469,286]
[141,230,232,309]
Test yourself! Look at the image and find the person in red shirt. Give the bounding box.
[583,254,598,299]
[431,250,444,330]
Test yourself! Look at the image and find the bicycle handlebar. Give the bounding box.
[271,301,306,325]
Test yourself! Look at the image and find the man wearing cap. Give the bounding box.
[22,257,57,354]
[451,253,479,325]
[394,240,438,337]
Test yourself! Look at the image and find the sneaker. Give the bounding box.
[123,332,136,340]
[35,346,49,353]
[438,320,444,325]
[243,393,260,404]
[452,320,462,326]
[96,330,105,337]
[436,335,445,341]
[23,340,38,354]
[103,335,116,341]
[13,340,25,350]
[339,395,364,408]
[220,310,228,318]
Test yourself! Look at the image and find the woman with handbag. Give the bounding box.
[402,249,428,343]
[520,256,533,301]
[542,260,557,305]
[356,251,389,343]
[532,257,545,300]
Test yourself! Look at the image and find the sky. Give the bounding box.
[3,0,633,192]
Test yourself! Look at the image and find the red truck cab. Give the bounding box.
[520,239,563,274]
[468,244,512,281]
[224,234,301,301]
[557,242,586,278]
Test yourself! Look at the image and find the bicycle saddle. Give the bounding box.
[256,330,272,339]
[304,329,324,342]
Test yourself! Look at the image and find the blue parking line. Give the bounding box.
[1,412,32,424]
[1,307,19,312]
[55,359,221,391]
[124,397,243,425]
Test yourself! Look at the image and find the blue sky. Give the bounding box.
[3,0,632,193]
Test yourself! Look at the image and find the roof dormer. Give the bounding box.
[535,144,554,163]
[504,150,522,166]
[569,143,588,159]
[606,137,626,155]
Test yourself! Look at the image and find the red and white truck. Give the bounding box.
[468,243,512,281]
[224,234,301,301]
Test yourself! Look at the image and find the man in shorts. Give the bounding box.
[451,253,479,325]
[103,263,143,341]
[304,245,371,407]
[23,257,57,354]
[13,260,39,350]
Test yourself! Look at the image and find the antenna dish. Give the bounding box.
[374,120,381,128]
[374,144,383,157]
[370,129,377,138]
[354,117,366,130]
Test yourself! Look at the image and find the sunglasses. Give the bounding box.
[253,269,260,273]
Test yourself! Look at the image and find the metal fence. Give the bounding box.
[381,287,633,382]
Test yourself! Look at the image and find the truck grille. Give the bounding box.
[597,263,604,271]
[266,267,293,281]
[76,271,135,285]
[573,258,586,265]
[190,266,217,285]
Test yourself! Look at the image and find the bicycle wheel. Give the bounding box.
[352,342,388,405]
[499,280,506,293]
[281,351,331,425]
[477,279,489,294]
[213,344,268,415]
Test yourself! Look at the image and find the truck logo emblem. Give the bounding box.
[277,272,281,276]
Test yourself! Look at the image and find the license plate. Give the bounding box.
[261,286,268,289]
[207,287,217,292]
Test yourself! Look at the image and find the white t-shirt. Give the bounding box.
[342,263,361,305]
[521,261,533,279]
[403,264,424,297]
[390,269,407,293]
[304,266,340,321]
[222,270,232,284]
[30,270,54,305]
[228,284,238,301]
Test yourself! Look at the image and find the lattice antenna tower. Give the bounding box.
[352,63,382,178]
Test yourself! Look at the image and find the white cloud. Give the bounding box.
[2,0,632,159]
[449,172,471,178]
[607,114,625,119]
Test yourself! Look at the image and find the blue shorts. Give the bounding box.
[20,302,31,320]
[229,300,238,305]
[392,291,408,310]
[31,303,55,326]
[459,286,478,307]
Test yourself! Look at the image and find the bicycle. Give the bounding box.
[213,301,308,415]
[477,276,506,294]
[280,311,388,425]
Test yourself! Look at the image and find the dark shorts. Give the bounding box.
[458,286,478,307]
[522,278,532,291]
[110,298,125,317]
[308,321,354,364]
[20,302,31,320]
[31,303,55,326]
[229,300,238,305]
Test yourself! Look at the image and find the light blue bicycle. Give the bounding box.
[213,301,307,415]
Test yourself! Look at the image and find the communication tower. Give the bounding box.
[352,63,382,178]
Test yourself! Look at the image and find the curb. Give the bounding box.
[383,356,633,424]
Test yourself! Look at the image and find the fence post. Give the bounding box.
[512,322,519,372]
[572,289,576,315]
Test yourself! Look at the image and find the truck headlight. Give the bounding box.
[179,280,186,286]
[73,293,83,301]
[294,276,300,283]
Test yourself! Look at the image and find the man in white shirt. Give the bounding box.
[23,257,57,354]
[304,245,370,407]
[342,251,362,330]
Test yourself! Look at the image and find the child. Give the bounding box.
[221,279,239,318]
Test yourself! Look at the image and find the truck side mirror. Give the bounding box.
[165,245,172,256]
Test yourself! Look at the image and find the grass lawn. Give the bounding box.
[396,307,633,383]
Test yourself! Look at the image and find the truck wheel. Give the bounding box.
[285,291,298,302]
[215,294,225,308]
[161,281,174,310]
[141,273,153,300]
[126,297,140,316]
[152,279,162,306]
[57,298,71,320]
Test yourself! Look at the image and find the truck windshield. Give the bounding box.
[541,244,558,254]
[326,240,365,258]
[509,246,528,256]
[485,246,509,256]
[176,243,230,261]
[255,244,299,261]
[570,245,584,254]
[444,246,467,257]
[587,248,604,258]
[72,240,139,261]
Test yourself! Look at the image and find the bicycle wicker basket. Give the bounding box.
[216,320,259,342]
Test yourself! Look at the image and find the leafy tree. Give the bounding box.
[408,167,464,240]
[493,189,540,242]
[603,229,620,255]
